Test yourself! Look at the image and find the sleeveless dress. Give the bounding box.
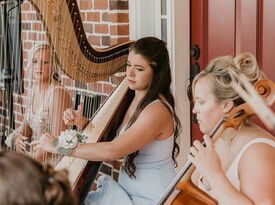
[198,138,275,196]
[25,84,65,165]
[85,100,176,205]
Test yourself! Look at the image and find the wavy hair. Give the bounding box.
[192,53,265,106]
[123,37,181,178]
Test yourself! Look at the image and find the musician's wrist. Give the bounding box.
[53,129,87,156]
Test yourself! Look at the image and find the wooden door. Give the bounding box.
[190,0,275,142]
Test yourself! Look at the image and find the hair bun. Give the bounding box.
[43,165,75,204]
[233,53,265,84]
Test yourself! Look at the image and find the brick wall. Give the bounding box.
[0,0,129,186]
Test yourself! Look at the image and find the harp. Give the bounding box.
[23,0,134,203]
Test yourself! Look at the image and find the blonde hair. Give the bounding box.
[26,42,60,83]
[192,53,265,105]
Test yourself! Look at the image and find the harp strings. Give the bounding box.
[4,0,128,169]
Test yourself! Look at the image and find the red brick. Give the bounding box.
[80,12,86,21]
[23,13,38,21]
[94,0,108,10]
[83,23,94,34]
[15,113,24,122]
[109,13,129,23]
[21,2,31,11]
[102,12,110,22]
[88,36,101,46]
[27,33,47,41]
[87,12,100,22]
[102,36,111,46]
[32,23,42,31]
[87,82,103,92]
[110,0,128,10]
[21,13,29,21]
[103,83,114,94]
[95,24,109,34]
[62,77,74,87]
[22,32,27,41]
[22,51,28,61]
[110,74,125,84]
[110,24,129,35]
[15,122,22,129]
[22,23,31,30]
[13,104,21,113]
[111,36,130,45]
[79,0,93,10]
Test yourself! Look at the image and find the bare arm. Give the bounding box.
[48,87,71,136]
[73,102,173,161]
[38,101,174,161]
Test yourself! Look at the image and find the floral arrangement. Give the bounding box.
[4,129,18,148]
[54,129,88,156]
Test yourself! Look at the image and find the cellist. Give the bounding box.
[190,53,275,205]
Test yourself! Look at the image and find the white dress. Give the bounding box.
[85,100,176,205]
[25,84,64,165]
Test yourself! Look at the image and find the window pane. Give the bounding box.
[161,0,167,15]
[161,18,167,42]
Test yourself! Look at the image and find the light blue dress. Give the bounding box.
[85,100,176,205]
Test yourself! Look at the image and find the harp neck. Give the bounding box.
[30,0,133,83]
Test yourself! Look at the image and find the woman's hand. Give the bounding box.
[32,133,58,154]
[14,134,29,153]
[63,105,87,129]
[188,135,223,179]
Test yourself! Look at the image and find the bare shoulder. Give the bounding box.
[139,100,173,121]
[239,137,275,203]
[137,101,174,139]
[48,85,71,109]
[240,137,275,164]
[239,133,275,166]
[51,86,70,102]
[52,85,68,96]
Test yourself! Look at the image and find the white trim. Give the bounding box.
[167,0,173,88]
[171,0,191,167]
[129,0,155,40]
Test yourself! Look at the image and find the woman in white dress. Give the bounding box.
[5,42,71,165]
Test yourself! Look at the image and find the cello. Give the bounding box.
[157,78,274,205]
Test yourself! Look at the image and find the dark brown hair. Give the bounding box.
[124,37,181,178]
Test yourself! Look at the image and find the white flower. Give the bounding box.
[5,130,18,148]
[5,133,14,147]
[58,129,79,149]
[57,129,88,150]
